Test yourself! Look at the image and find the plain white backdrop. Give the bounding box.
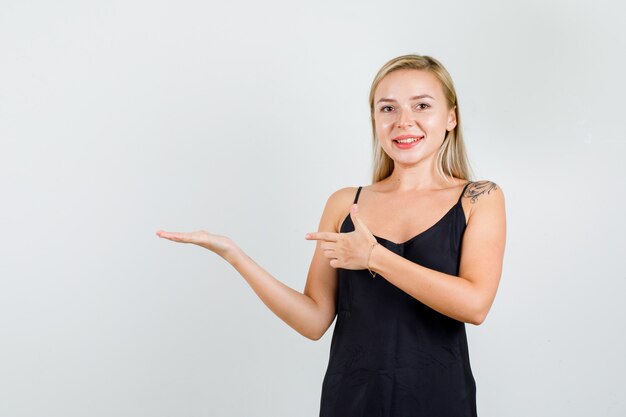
[1,0,625,416]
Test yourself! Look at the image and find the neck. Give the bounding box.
[383,158,456,192]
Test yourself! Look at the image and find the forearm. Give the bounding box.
[226,247,324,340]
[368,244,484,325]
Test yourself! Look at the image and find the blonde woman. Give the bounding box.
[157,54,506,417]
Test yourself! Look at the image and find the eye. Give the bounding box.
[379,105,394,112]
[416,103,430,110]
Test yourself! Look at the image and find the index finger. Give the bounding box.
[305,232,340,242]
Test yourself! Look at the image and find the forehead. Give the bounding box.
[374,69,444,100]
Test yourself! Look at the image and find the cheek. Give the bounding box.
[374,116,394,133]
[419,115,447,133]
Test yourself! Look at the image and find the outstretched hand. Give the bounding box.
[305,204,378,270]
[156,229,239,262]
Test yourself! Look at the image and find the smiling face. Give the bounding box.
[373,69,457,169]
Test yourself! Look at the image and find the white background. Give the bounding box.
[1,0,625,416]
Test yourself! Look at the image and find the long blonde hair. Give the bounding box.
[368,54,474,183]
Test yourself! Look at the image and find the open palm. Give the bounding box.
[156,229,237,261]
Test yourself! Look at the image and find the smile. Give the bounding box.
[392,136,423,149]
[394,137,422,143]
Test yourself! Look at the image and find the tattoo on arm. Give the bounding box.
[465,180,499,204]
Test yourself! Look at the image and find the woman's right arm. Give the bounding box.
[156,187,354,341]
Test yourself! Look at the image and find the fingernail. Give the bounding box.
[305,234,311,239]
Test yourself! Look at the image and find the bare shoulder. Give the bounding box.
[327,186,360,202]
[464,180,505,220]
[323,186,361,233]
[465,180,503,203]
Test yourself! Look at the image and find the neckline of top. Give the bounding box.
[343,181,472,246]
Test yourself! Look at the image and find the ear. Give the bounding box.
[447,105,457,131]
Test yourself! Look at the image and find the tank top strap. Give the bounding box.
[353,186,363,204]
[457,181,473,204]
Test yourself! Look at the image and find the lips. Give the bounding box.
[392,134,425,142]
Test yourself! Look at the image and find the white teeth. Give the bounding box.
[396,137,422,143]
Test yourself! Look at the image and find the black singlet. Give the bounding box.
[319,181,477,417]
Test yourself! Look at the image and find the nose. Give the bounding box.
[395,108,414,128]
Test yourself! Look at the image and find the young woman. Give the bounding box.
[156,54,506,417]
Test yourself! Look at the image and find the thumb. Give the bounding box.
[350,204,364,230]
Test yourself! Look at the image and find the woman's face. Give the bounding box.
[373,69,457,169]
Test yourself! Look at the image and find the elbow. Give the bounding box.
[463,285,495,325]
[465,297,490,326]
[303,329,324,341]
[301,310,335,341]
[467,305,490,326]
[300,324,326,341]
[468,313,486,326]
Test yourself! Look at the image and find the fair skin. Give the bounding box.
[156,68,506,340]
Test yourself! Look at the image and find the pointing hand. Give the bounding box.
[304,204,378,270]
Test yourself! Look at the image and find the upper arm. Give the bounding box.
[459,180,507,324]
[303,187,356,339]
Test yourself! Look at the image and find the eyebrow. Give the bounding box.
[376,94,435,103]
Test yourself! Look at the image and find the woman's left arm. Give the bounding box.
[368,184,506,325]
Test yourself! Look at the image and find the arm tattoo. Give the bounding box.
[465,180,499,204]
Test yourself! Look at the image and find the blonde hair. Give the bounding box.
[368,54,474,183]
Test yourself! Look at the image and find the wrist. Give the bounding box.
[223,245,245,266]
[366,241,380,277]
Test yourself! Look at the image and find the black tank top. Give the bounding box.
[319,181,477,417]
